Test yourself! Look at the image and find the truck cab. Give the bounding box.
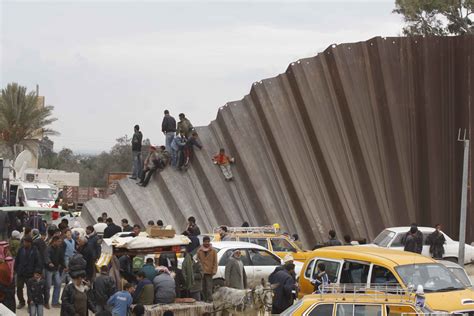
[9,181,56,208]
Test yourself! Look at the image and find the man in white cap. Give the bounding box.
[269,254,296,283]
[224,250,247,289]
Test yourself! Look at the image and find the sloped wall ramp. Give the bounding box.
[83,36,474,247]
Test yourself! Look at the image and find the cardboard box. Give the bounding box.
[146,226,175,238]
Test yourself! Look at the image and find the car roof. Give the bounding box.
[300,293,418,305]
[383,226,436,233]
[211,241,269,250]
[308,246,435,266]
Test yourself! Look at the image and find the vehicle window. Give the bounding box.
[449,268,472,287]
[305,259,315,278]
[219,249,251,266]
[24,188,54,201]
[371,265,399,285]
[390,233,404,247]
[336,304,353,316]
[354,305,382,316]
[271,238,296,252]
[313,260,340,283]
[386,305,417,316]
[308,304,334,316]
[239,237,249,243]
[396,263,465,292]
[373,230,396,247]
[249,249,281,266]
[248,238,269,249]
[340,261,370,284]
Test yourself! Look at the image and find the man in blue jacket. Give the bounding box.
[107,282,135,316]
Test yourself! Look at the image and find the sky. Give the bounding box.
[1,0,403,154]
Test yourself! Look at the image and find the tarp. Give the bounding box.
[104,233,190,251]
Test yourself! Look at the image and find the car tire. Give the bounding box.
[444,257,459,263]
[213,278,225,291]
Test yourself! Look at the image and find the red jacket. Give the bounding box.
[213,153,231,165]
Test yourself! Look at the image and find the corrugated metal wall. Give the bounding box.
[83,36,474,248]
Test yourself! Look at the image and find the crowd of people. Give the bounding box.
[131,110,236,187]
[0,202,449,316]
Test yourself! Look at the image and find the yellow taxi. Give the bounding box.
[298,246,474,313]
[210,225,310,262]
[281,289,429,315]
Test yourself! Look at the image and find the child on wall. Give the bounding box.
[212,148,235,181]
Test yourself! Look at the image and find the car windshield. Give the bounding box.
[449,267,472,287]
[373,230,396,247]
[24,188,55,201]
[396,263,465,292]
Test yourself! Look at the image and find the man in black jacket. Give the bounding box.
[162,110,177,153]
[402,223,423,254]
[93,265,117,313]
[130,124,143,180]
[45,236,65,307]
[269,263,296,314]
[14,236,41,309]
[103,218,122,239]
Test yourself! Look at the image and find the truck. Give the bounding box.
[61,186,106,212]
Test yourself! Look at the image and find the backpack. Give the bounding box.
[132,256,144,272]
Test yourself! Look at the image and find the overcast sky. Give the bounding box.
[1,0,402,154]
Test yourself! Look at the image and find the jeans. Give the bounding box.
[45,270,61,305]
[131,151,142,179]
[202,274,213,302]
[219,164,233,180]
[29,303,44,316]
[165,132,175,153]
[171,148,178,167]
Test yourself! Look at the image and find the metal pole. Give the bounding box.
[458,129,469,266]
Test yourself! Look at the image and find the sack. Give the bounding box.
[132,256,144,271]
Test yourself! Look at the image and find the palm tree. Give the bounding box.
[0,83,58,158]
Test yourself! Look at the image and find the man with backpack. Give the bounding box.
[93,265,117,314]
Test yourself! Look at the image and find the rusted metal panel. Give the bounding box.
[83,36,474,248]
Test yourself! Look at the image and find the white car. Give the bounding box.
[211,241,303,288]
[368,226,474,264]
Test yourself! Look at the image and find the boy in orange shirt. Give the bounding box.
[212,148,235,181]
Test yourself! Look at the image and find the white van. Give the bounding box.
[9,181,57,208]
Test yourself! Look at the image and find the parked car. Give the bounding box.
[281,290,431,315]
[438,259,473,288]
[298,246,474,313]
[207,241,303,288]
[368,226,474,264]
[210,225,309,262]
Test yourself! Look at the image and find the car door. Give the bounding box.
[388,233,404,251]
[218,249,254,285]
[312,258,343,284]
[248,248,282,287]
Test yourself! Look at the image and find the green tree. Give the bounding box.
[0,83,58,157]
[394,0,473,35]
